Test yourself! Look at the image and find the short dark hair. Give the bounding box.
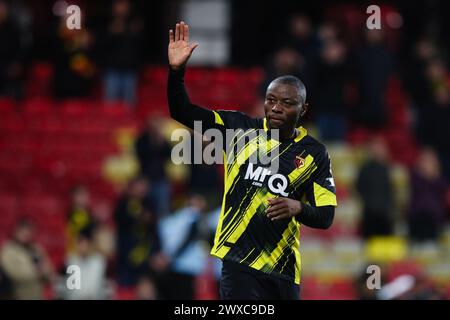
[270,75,306,104]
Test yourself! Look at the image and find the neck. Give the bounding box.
[279,128,298,141]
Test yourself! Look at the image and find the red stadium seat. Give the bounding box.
[22,98,54,116]
[0,98,15,114]
[0,193,18,231]
[19,194,64,219]
[98,101,132,115]
[114,286,136,300]
[25,62,54,98]
[59,99,94,118]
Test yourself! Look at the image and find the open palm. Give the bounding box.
[168,21,198,70]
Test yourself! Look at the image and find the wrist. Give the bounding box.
[294,201,304,220]
[169,63,185,72]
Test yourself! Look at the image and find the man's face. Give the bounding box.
[264,83,302,131]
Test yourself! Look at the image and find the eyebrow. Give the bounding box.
[266,94,300,102]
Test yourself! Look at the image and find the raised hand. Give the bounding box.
[168,21,198,70]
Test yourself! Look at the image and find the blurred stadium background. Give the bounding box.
[0,0,449,300]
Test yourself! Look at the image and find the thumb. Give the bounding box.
[189,42,199,54]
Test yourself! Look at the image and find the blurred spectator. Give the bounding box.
[317,21,340,45]
[0,264,12,299]
[356,137,395,238]
[0,0,25,98]
[311,38,351,141]
[91,200,115,260]
[62,228,110,299]
[52,16,96,99]
[403,37,438,109]
[135,116,172,217]
[99,0,144,106]
[419,58,450,179]
[67,185,95,253]
[260,47,306,99]
[356,29,393,128]
[284,13,318,69]
[0,219,54,299]
[114,176,168,287]
[158,194,211,299]
[407,148,447,242]
[188,133,222,209]
[135,274,158,300]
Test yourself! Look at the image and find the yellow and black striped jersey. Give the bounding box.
[205,110,337,284]
[167,68,337,284]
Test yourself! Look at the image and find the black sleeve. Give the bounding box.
[167,67,216,130]
[167,67,261,132]
[295,204,335,229]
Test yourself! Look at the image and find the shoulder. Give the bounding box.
[302,134,330,160]
[215,110,263,130]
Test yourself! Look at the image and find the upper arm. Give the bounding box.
[213,110,260,130]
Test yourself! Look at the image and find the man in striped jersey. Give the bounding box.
[167,21,337,300]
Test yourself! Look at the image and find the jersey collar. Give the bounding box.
[263,118,308,142]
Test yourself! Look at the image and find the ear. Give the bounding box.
[300,103,308,117]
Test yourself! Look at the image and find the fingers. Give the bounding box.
[268,197,283,205]
[180,21,185,41]
[185,22,190,43]
[266,208,289,220]
[271,213,293,221]
[173,21,190,42]
[175,23,180,41]
[266,203,286,214]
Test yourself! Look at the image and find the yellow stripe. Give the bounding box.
[313,182,337,206]
[211,190,268,258]
[268,221,298,272]
[213,111,224,126]
[226,129,258,176]
[217,187,257,244]
[212,151,230,255]
[227,190,267,244]
[295,225,301,284]
[249,220,297,274]
[240,247,255,263]
[294,126,308,142]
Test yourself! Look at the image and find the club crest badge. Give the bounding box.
[294,156,305,169]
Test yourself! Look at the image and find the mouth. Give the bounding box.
[268,116,285,126]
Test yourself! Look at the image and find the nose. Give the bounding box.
[271,103,281,113]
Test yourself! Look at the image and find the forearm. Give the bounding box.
[296,204,335,229]
[167,67,214,129]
